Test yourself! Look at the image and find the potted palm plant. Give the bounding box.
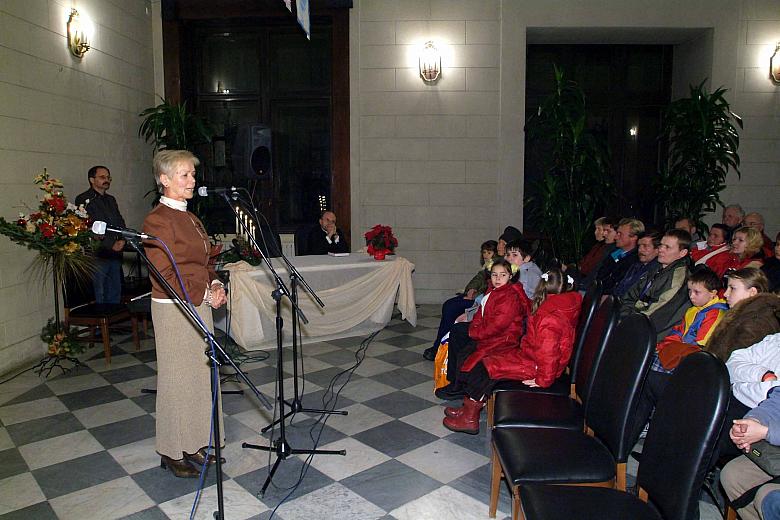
[654,81,742,231]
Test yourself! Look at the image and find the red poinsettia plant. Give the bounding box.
[364,224,398,256]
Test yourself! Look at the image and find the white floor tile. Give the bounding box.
[49,476,154,520]
[400,405,452,438]
[391,485,507,520]
[18,430,104,470]
[72,399,146,428]
[397,439,489,484]
[85,354,141,372]
[45,373,110,396]
[0,472,46,515]
[108,436,159,474]
[276,482,385,520]
[325,403,394,436]
[0,396,68,426]
[298,437,389,481]
[158,479,266,520]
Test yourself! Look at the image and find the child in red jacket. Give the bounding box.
[443,268,582,435]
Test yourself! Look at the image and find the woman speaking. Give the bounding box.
[143,150,227,478]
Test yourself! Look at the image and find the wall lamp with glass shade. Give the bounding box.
[771,43,780,84]
[419,41,441,83]
[67,9,91,58]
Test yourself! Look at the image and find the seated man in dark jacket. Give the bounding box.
[595,218,643,295]
[303,210,349,255]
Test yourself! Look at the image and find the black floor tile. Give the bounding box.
[131,463,225,504]
[380,335,428,348]
[313,348,363,366]
[117,506,169,520]
[373,349,427,367]
[6,413,85,446]
[233,458,335,508]
[340,459,439,512]
[371,368,430,390]
[2,385,55,406]
[58,386,128,411]
[0,501,58,520]
[363,392,435,419]
[89,414,156,450]
[32,451,127,499]
[100,364,157,385]
[131,394,156,414]
[0,448,28,480]
[353,421,438,458]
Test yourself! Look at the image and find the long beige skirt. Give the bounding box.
[152,300,224,459]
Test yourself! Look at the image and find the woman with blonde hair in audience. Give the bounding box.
[723,226,766,273]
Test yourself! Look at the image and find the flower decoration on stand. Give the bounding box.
[364,225,398,261]
[0,169,94,283]
[218,238,265,267]
[0,169,95,376]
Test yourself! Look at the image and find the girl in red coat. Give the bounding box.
[443,268,582,434]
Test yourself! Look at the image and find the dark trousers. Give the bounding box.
[433,296,472,349]
[458,361,495,400]
[446,322,476,383]
[94,258,122,304]
[629,369,672,448]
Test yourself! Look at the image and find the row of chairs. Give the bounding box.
[485,282,731,520]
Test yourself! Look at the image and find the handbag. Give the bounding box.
[433,341,449,391]
[746,440,780,477]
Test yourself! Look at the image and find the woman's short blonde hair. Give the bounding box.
[153,150,200,191]
[733,226,764,259]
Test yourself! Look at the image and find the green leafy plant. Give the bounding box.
[654,81,742,232]
[138,98,212,152]
[524,66,612,264]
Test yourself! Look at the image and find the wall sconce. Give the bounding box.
[771,43,780,84]
[419,41,441,83]
[67,9,91,58]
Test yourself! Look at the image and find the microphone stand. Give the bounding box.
[218,192,345,497]
[124,237,272,520]
[233,192,347,433]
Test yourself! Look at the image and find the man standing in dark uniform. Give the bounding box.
[75,166,126,303]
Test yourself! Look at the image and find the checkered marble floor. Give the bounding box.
[0,305,515,520]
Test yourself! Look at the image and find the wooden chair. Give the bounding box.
[516,352,730,520]
[489,314,654,519]
[63,273,132,366]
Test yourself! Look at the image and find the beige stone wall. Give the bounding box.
[0,0,155,374]
[351,0,780,304]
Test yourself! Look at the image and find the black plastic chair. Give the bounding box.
[486,281,604,424]
[492,295,618,431]
[488,313,654,519]
[517,351,730,520]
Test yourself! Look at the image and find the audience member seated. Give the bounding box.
[594,217,644,295]
[724,203,746,235]
[745,211,775,258]
[497,226,522,256]
[675,216,703,242]
[612,229,661,299]
[762,232,780,292]
[442,268,581,434]
[721,386,780,520]
[302,210,349,255]
[620,228,692,341]
[691,223,732,276]
[576,216,618,289]
[423,239,499,361]
[628,267,727,446]
[573,216,611,276]
[723,226,766,272]
[505,239,542,299]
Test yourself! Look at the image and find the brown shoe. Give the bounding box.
[184,447,225,466]
[160,455,200,478]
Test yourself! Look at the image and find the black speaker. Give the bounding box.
[230,124,272,179]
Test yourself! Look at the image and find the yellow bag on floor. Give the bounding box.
[434,341,449,390]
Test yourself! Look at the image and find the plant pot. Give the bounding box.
[373,250,387,261]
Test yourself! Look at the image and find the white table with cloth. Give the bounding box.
[223,254,416,349]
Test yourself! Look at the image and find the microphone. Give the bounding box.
[197,186,238,197]
[92,221,156,240]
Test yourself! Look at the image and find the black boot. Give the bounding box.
[423,345,438,361]
[435,382,467,401]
